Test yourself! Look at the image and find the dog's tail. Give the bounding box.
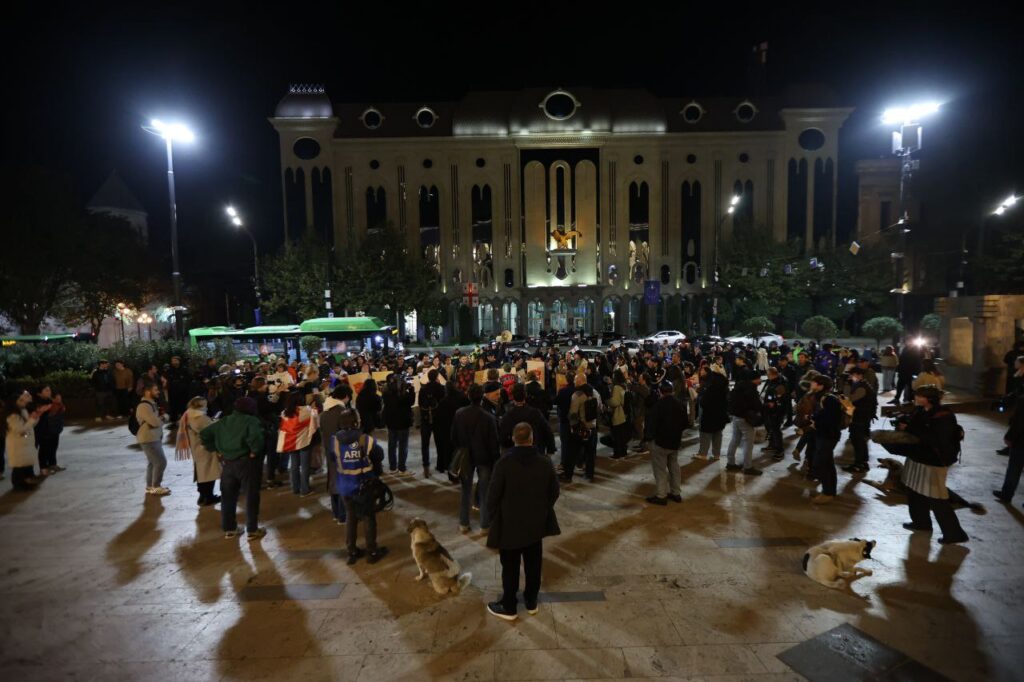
[456,572,473,592]
[801,553,810,573]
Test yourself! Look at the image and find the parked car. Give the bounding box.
[643,330,687,346]
[725,333,785,347]
[619,340,642,357]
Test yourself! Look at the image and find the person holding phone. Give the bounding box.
[4,390,51,490]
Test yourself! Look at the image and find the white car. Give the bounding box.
[643,330,687,346]
[726,333,785,347]
[618,340,642,357]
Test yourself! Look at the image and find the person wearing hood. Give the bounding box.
[176,396,222,506]
[200,396,266,540]
[321,384,358,524]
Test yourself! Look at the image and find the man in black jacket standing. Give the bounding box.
[994,378,1024,507]
[418,369,446,477]
[451,384,500,533]
[485,422,560,621]
[499,384,555,456]
[809,375,843,504]
[91,360,116,422]
[645,381,688,505]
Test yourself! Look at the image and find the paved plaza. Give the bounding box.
[1,408,1022,682]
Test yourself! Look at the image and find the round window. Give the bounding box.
[422,159,433,169]
[686,154,697,164]
[414,107,436,129]
[738,152,750,163]
[735,101,757,123]
[292,138,321,160]
[369,160,380,170]
[681,102,704,124]
[361,108,383,130]
[541,91,578,120]
[634,155,644,165]
[798,128,826,151]
[476,158,486,168]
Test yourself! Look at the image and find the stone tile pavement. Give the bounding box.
[0,407,1022,681]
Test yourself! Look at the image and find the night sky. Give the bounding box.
[3,2,1022,322]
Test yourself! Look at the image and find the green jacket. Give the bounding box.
[199,412,264,460]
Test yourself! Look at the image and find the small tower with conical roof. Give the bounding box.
[87,170,149,243]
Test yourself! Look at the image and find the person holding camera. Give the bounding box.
[898,385,968,544]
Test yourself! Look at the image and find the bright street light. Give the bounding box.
[730,195,741,206]
[226,205,238,218]
[881,101,941,125]
[993,195,1019,215]
[231,216,243,226]
[148,119,195,143]
[224,204,262,324]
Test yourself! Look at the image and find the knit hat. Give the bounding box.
[914,384,944,403]
[233,397,257,415]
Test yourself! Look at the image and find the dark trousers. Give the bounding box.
[813,434,839,496]
[908,489,968,539]
[343,496,376,552]
[115,389,132,416]
[95,391,115,418]
[563,430,596,480]
[37,435,59,470]
[197,480,217,503]
[558,423,571,468]
[420,423,436,468]
[435,427,452,473]
[611,422,631,458]
[330,493,347,521]
[849,423,870,466]
[894,373,914,403]
[499,540,543,611]
[11,465,36,490]
[220,457,261,533]
[765,411,784,451]
[999,445,1024,501]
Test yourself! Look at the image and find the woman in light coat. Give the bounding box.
[176,396,222,506]
[4,390,50,490]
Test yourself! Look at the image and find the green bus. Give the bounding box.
[188,317,397,360]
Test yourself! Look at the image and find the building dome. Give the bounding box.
[274,84,334,119]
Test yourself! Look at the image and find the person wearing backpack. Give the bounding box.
[564,374,602,484]
[898,385,969,544]
[332,418,387,564]
[808,375,843,504]
[606,372,631,460]
[418,369,446,477]
[842,366,876,474]
[133,378,170,496]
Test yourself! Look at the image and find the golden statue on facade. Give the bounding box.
[551,226,581,250]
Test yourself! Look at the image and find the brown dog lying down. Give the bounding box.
[863,457,984,512]
[407,518,473,594]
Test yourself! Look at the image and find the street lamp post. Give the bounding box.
[710,195,741,336]
[137,313,154,340]
[225,206,261,324]
[963,194,1020,294]
[881,102,940,324]
[116,302,128,343]
[143,119,194,339]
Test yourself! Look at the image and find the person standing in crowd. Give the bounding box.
[565,374,602,484]
[277,390,318,497]
[268,361,295,396]
[382,375,415,474]
[898,385,969,543]
[808,375,842,504]
[451,384,500,533]
[891,343,921,405]
[321,384,356,524]
[1004,341,1024,395]
[434,382,468,479]
[91,360,116,422]
[724,367,763,476]
[777,355,798,426]
[33,385,65,475]
[525,370,549,416]
[135,378,170,496]
[356,378,382,435]
[200,396,266,540]
[645,381,688,505]
[176,396,221,506]
[485,422,560,621]
[994,366,1024,507]
[418,369,446,477]
[694,365,728,460]
[761,367,788,460]
[605,371,631,460]
[630,372,652,455]
[913,359,945,392]
[499,383,555,456]
[113,360,134,417]
[554,373,577,473]
[247,377,284,488]
[332,408,387,564]
[163,356,190,422]
[4,390,50,490]
[879,345,898,393]
[856,355,879,395]
[843,366,876,474]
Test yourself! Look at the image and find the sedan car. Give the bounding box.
[725,333,785,347]
[643,330,687,345]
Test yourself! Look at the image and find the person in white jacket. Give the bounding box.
[136,378,170,496]
[4,390,50,490]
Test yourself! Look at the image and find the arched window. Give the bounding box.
[312,167,333,242]
[813,158,835,247]
[366,186,386,231]
[528,301,546,337]
[787,158,808,245]
[681,180,701,284]
[602,297,619,332]
[477,302,495,338]
[285,167,306,234]
[419,185,440,276]
[550,299,568,333]
[501,301,519,335]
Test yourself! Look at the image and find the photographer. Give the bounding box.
[898,385,969,544]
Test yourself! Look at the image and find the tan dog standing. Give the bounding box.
[407,518,472,594]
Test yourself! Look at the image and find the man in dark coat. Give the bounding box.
[451,384,500,533]
[645,381,688,505]
[485,422,560,621]
[695,367,729,459]
[418,369,446,477]
[164,356,191,421]
[890,344,921,405]
[499,383,556,456]
[433,383,469,478]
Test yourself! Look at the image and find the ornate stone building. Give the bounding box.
[270,85,851,339]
